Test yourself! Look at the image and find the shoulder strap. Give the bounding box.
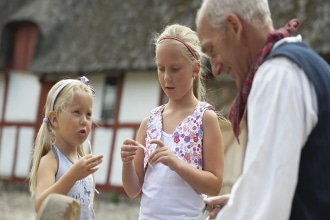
[266,42,330,113]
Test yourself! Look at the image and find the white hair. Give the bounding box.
[197,0,273,31]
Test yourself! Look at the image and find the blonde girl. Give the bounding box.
[121,24,224,220]
[29,76,103,220]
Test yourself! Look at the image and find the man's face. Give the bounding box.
[197,13,246,88]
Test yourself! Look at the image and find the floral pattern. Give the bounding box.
[144,101,215,169]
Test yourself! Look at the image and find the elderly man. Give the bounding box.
[196,0,330,219]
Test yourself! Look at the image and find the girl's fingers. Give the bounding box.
[149,139,165,148]
[137,143,147,151]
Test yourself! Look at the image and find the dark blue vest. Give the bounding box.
[266,42,330,220]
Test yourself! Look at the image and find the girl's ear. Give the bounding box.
[48,111,58,127]
[193,61,201,78]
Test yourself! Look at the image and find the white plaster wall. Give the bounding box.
[110,128,135,186]
[119,72,159,123]
[0,74,4,120]
[15,127,34,177]
[0,126,17,177]
[5,72,40,122]
[90,128,113,185]
[82,73,160,186]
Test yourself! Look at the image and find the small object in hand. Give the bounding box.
[137,143,147,151]
[137,143,153,168]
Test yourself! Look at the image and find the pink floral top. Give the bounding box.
[144,101,215,170]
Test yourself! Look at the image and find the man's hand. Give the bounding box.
[204,194,230,219]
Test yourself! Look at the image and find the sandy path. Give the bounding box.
[0,181,140,220]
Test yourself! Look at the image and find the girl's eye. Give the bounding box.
[73,110,80,115]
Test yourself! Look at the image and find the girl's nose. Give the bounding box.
[81,115,88,125]
[164,71,172,81]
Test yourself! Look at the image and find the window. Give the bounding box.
[1,22,38,71]
[101,76,117,122]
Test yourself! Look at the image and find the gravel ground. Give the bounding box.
[0,181,140,220]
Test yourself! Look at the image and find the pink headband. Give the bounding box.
[157,36,198,60]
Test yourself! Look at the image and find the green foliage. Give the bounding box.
[109,191,119,204]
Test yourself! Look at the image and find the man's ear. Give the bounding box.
[226,13,243,41]
[48,111,58,127]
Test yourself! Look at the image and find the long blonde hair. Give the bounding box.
[154,24,209,102]
[29,77,94,194]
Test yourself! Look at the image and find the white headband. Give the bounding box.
[50,76,95,111]
[43,76,94,124]
[50,80,76,111]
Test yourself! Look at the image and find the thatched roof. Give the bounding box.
[0,0,329,74]
[269,0,330,55]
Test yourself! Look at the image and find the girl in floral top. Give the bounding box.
[121,24,224,220]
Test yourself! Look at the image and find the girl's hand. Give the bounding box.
[121,138,139,164]
[148,139,178,170]
[69,154,103,181]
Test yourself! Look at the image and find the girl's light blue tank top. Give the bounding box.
[52,144,95,220]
